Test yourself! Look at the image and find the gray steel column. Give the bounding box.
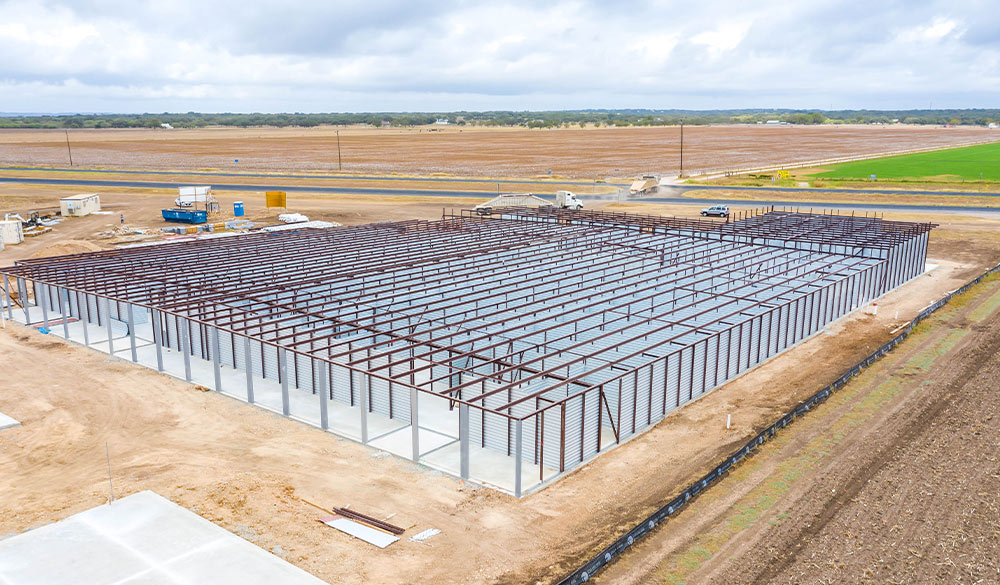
[514,419,523,498]
[58,287,70,339]
[243,335,255,403]
[359,374,369,443]
[410,386,419,462]
[151,310,163,372]
[103,297,115,355]
[180,319,192,382]
[318,360,329,430]
[1,275,12,321]
[39,283,50,329]
[211,327,222,392]
[76,291,90,347]
[126,304,138,362]
[279,348,290,416]
[460,403,470,479]
[18,278,29,323]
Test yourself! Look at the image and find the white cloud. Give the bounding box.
[0,0,997,112]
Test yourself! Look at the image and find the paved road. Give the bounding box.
[2,175,998,215]
[0,166,626,187]
[665,183,1000,197]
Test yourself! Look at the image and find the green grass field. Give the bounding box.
[810,140,1000,182]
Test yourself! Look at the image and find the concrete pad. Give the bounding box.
[0,411,19,430]
[0,491,327,585]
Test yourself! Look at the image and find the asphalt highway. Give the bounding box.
[2,175,998,216]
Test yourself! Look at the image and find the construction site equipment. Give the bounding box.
[475,191,583,215]
[175,186,213,208]
[265,191,287,208]
[555,190,584,210]
[629,176,659,196]
[161,209,208,224]
[278,213,309,223]
[234,202,245,217]
[59,193,101,217]
[0,219,24,245]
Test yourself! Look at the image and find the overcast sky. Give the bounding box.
[1,0,997,113]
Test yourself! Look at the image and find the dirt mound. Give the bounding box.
[28,240,104,258]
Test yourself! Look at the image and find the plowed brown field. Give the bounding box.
[1,124,997,178]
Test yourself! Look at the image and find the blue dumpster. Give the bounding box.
[234,201,245,217]
[161,208,208,224]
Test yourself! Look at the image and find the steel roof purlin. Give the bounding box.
[1,206,935,421]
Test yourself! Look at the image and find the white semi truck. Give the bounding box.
[475,190,584,215]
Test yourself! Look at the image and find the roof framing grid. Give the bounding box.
[1,208,935,427]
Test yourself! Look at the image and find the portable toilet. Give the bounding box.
[234,201,244,217]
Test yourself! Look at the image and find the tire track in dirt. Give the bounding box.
[591,275,1000,585]
[746,314,1000,585]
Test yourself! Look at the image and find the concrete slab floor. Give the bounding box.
[0,491,328,585]
[0,411,19,430]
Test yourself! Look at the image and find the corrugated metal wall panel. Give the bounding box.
[739,321,752,372]
[618,377,634,439]
[678,346,693,406]
[563,394,584,468]
[650,359,666,418]
[541,406,562,472]
[692,340,707,398]
[368,355,391,417]
[666,351,681,409]
[635,365,652,427]
[704,334,719,390]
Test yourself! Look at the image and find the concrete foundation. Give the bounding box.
[0,491,327,585]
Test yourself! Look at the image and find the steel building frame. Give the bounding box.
[0,207,934,495]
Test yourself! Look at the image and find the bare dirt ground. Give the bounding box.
[594,272,1000,585]
[2,205,999,584]
[1,124,996,178]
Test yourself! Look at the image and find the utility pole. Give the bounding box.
[65,130,74,166]
[679,120,684,177]
[336,130,342,171]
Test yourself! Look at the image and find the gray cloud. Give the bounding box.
[0,0,997,112]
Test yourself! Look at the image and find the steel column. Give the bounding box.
[318,360,329,430]
[77,291,90,347]
[460,403,470,479]
[514,419,523,498]
[243,335,255,403]
[58,287,70,339]
[279,348,290,416]
[151,310,164,372]
[39,283,50,329]
[180,319,192,382]
[211,327,223,392]
[410,386,419,462]
[103,296,114,355]
[127,303,138,362]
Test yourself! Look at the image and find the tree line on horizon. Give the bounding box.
[1,109,997,129]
